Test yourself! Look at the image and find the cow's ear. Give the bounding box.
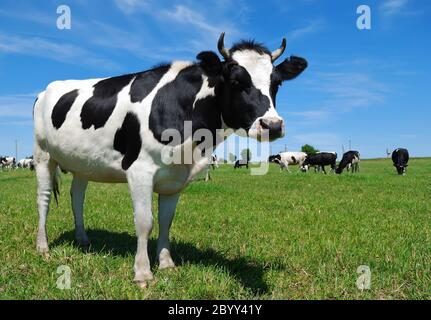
[275,56,308,81]
[197,51,223,76]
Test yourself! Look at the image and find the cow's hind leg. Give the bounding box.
[127,170,155,287]
[35,150,58,254]
[157,193,180,270]
[71,176,89,248]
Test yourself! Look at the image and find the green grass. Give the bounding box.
[0,158,430,299]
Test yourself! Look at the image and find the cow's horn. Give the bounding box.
[217,32,230,60]
[271,38,286,62]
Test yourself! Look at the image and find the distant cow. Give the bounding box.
[301,152,337,174]
[392,148,409,175]
[1,157,16,170]
[234,159,249,169]
[268,151,307,172]
[336,151,360,174]
[17,158,34,169]
[210,155,219,170]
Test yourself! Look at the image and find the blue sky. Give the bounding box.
[0,0,430,160]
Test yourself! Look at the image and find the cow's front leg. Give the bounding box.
[127,171,155,288]
[157,193,180,270]
[71,176,89,248]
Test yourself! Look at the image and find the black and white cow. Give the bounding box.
[210,154,219,170]
[268,151,307,172]
[392,148,409,175]
[301,152,337,174]
[234,159,249,169]
[336,151,360,174]
[17,158,35,169]
[1,156,16,170]
[33,33,307,287]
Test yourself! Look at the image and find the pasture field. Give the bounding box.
[0,158,430,300]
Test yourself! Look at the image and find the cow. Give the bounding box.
[336,151,360,174]
[301,152,337,174]
[210,154,219,170]
[204,155,219,181]
[32,32,307,287]
[1,156,16,170]
[268,151,307,172]
[392,148,409,175]
[234,159,249,169]
[17,158,35,169]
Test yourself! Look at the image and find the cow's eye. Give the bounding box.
[229,65,252,91]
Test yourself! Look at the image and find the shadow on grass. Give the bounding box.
[52,229,275,295]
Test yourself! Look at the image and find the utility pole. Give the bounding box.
[284,144,287,152]
[348,140,351,151]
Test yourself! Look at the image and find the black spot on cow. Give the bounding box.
[192,95,221,146]
[149,65,207,145]
[51,89,79,129]
[130,65,170,103]
[113,112,142,171]
[81,74,135,130]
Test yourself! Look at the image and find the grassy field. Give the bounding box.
[0,158,430,299]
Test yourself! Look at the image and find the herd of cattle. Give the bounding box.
[265,148,409,175]
[0,156,34,171]
[0,148,411,175]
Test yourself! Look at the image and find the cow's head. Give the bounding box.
[394,163,408,175]
[268,154,281,163]
[198,33,307,142]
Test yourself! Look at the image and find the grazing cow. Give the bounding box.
[268,151,307,172]
[336,151,360,174]
[204,155,219,181]
[301,152,337,174]
[234,159,249,169]
[210,154,219,170]
[392,148,409,175]
[17,158,34,169]
[33,33,307,287]
[1,157,16,170]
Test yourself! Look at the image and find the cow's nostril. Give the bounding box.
[259,118,284,140]
[259,118,270,129]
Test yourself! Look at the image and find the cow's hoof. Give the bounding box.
[134,271,154,282]
[134,272,154,289]
[159,258,176,270]
[77,239,91,251]
[37,244,49,254]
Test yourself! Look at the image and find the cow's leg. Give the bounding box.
[127,171,155,287]
[70,176,89,247]
[157,193,180,270]
[35,151,57,254]
[322,166,327,174]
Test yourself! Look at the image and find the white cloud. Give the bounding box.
[114,0,151,14]
[311,72,390,111]
[286,19,325,42]
[380,0,409,15]
[0,33,119,70]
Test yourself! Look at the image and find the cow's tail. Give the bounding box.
[52,166,61,206]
